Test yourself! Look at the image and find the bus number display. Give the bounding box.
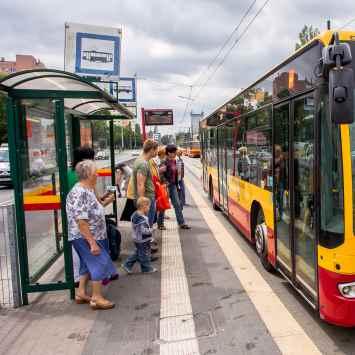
[144,109,173,126]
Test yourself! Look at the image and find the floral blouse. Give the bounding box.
[66,183,107,241]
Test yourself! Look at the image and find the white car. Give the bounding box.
[0,146,12,187]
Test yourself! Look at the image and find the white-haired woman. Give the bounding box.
[66,160,117,310]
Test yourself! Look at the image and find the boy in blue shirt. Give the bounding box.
[122,197,157,274]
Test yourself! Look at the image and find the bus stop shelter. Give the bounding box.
[0,69,133,304]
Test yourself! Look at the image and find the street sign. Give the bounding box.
[110,77,136,102]
[153,133,161,142]
[143,109,173,126]
[64,22,121,80]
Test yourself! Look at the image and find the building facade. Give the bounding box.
[0,55,45,74]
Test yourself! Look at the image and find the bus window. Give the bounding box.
[320,95,344,247]
[245,108,272,188]
[226,121,234,176]
[235,119,246,179]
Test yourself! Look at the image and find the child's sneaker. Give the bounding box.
[122,264,133,274]
[142,267,158,274]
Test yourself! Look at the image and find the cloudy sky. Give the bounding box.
[1,0,355,134]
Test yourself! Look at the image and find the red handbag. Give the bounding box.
[153,176,171,211]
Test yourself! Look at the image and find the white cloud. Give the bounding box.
[1,0,355,134]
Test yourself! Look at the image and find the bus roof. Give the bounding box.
[200,30,355,127]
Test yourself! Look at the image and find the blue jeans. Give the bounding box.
[124,241,153,272]
[168,184,185,225]
[157,210,165,226]
[178,180,186,207]
[147,197,156,227]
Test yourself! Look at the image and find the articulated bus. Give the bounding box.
[200,30,355,327]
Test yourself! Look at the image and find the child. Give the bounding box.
[122,197,158,274]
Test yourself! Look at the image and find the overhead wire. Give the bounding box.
[178,0,259,127]
[191,0,257,88]
[339,17,355,30]
[193,0,271,102]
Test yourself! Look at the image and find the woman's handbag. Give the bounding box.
[153,176,171,212]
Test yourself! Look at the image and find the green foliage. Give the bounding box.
[160,134,174,145]
[91,120,142,150]
[295,25,320,51]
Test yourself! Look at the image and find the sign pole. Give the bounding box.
[141,107,147,141]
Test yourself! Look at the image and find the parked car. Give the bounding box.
[0,144,12,187]
[95,150,109,160]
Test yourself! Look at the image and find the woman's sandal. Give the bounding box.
[90,299,115,310]
[75,295,91,304]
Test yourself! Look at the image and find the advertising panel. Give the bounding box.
[144,109,173,126]
[65,22,121,79]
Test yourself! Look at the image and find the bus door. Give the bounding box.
[274,94,317,301]
[217,127,228,211]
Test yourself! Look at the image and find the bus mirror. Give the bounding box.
[329,67,354,124]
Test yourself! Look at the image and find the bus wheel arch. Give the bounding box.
[251,202,273,272]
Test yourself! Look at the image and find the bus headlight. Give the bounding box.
[338,282,355,298]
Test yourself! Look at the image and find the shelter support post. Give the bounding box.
[55,99,75,300]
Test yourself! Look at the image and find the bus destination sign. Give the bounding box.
[144,109,173,126]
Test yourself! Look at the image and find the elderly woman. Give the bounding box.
[66,160,117,310]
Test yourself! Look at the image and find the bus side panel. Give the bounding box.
[228,175,275,265]
[228,175,251,238]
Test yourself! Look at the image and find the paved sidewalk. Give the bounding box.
[0,222,161,355]
[0,180,282,355]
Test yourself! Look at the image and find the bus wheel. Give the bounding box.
[254,210,273,272]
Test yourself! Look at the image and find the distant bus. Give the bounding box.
[200,30,355,327]
[185,140,201,158]
[82,50,113,63]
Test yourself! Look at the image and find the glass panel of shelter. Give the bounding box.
[20,99,64,282]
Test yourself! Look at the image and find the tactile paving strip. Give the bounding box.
[159,210,200,354]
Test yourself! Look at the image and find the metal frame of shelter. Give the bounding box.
[0,69,133,304]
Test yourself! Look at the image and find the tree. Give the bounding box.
[92,120,109,149]
[134,123,142,147]
[295,25,320,50]
[161,134,174,145]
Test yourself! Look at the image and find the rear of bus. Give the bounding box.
[188,141,201,158]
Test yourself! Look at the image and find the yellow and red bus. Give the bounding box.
[186,140,201,158]
[200,30,355,327]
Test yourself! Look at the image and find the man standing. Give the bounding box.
[131,139,159,227]
[162,144,190,230]
[176,149,186,207]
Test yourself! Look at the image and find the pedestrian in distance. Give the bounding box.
[159,144,190,230]
[115,162,132,197]
[68,146,95,190]
[176,149,186,208]
[122,197,158,274]
[66,160,117,310]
